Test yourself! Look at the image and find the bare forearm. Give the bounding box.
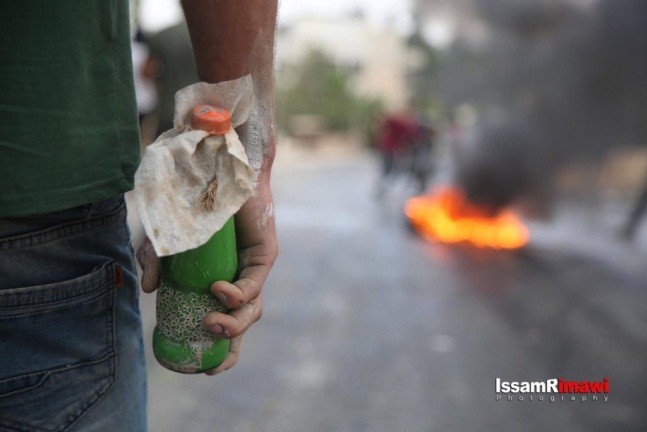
[182,0,277,82]
[182,0,278,172]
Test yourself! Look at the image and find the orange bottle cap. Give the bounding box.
[190,105,232,135]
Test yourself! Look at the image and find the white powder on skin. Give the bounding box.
[258,203,274,230]
[237,27,277,172]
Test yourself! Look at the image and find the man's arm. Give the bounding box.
[182,0,278,82]
[138,0,279,375]
[183,0,279,375]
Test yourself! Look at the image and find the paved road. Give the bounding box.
[129,146,647,432]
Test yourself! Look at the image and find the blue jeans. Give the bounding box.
[0,196,147,432]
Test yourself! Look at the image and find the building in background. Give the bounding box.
[277,14,422,112]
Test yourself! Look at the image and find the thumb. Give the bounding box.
[136,237,160,293]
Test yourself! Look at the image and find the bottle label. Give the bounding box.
[156,282,228,348]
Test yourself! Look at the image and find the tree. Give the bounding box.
[277,49,382,136]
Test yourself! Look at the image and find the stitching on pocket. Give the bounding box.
[0,262,116,317]
[0,202,125,252]
[0,354,116,400]
[0,262,118,431]
[0,353,116,432]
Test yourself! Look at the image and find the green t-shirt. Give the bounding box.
[0,0,141,217]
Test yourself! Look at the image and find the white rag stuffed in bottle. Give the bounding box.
[134,76,256,257]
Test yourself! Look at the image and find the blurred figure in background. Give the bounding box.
[144,20,198,137]
[409,118,436,194]
[131,28,157,125]
[375,107,419,199]
[131,28,158,145]
[620,172,647,241]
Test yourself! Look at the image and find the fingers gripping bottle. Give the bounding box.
[153,105,238,374]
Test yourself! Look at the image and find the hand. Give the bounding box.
[136,237,160,294]
[136,179,278,375]
[202,178,278,375]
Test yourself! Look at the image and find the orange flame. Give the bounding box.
[405,186,529,249]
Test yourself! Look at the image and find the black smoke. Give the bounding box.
[434,0,647,209]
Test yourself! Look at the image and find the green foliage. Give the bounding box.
[277,49,383,134]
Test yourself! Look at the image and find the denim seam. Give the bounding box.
[0,265,119,432]
[63,356,117,432]
[0,280,112,318]
[66,262,118,432]
[0,260,116,310]
[0,351,118,432]
[0,353,117,400]
[121,210,138,260]
[0,203,126,251]
[0,418,50,432]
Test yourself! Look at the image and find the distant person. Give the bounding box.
[375,108,419,198]
[620,173,647,240]
[409,119,436,193]
[131,28,157,125]
[144,20,198,137]
[131,28,158,146]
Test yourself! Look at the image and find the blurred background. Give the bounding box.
[127,0,647,431]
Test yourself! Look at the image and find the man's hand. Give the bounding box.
[201,178,277,375]
[137,238,160,294]
[138,0,279,375]
[136,178,277,375]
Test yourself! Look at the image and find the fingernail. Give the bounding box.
[208,323,225,334]
[215,292,228,305]
[207,324,231,337]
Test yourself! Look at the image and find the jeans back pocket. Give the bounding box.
[0,261,118,432]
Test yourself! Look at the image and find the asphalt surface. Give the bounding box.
[128,145,647,432]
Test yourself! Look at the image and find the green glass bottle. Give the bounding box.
[152,105,238,374]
